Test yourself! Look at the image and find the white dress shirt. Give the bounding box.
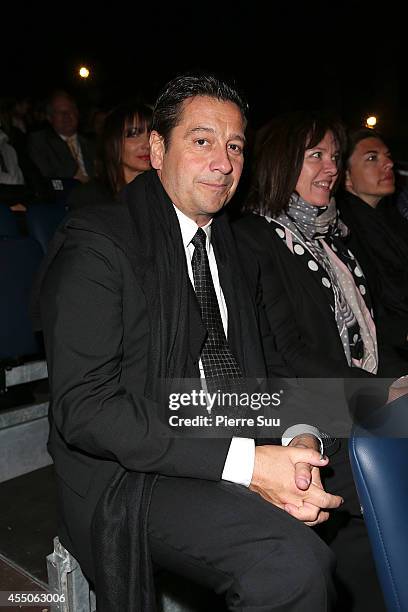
[174,206,322,487]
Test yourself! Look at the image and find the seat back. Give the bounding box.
[50,178,80,207]
[0,236,43,360]
[349,399,408,612]
[0,206,20,237]
[26,203,66,254]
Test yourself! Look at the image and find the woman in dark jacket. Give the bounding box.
[67,101,152,209]
[234,110,390,612]
[337,128,408,360]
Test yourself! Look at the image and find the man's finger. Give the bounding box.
[304,510,330,527]
[302,503,330,526]
[284,502,320,523]
[294,462,312,490]
[285,502,331,526]
[289,447,328,468]
[304,483,343,509]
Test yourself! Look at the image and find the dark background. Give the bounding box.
[3,1,408,157]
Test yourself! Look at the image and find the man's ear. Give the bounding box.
[345,169,353,191]
[150,131,165,170]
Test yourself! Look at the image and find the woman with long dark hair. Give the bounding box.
[68,101,152,209]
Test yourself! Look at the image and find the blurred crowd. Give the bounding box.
[2,80,408,612]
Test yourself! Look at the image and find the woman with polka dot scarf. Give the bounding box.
[234,110,389,612]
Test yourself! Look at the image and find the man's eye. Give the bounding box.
[228,143,243,154]
[195,139,207,146]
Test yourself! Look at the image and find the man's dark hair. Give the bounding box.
[152,73,248,148]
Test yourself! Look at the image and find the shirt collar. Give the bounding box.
[173,204,212,249]
[59,133,78,142]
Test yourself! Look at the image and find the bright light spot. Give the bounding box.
[79,66,90,79]
[366,116,377,128]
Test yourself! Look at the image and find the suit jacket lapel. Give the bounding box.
[213,232,267,379]
[212,233,245,364]
[78,135,94,176]
[119,210,206,370]
[48,130,77,171]
[187,283,207,365]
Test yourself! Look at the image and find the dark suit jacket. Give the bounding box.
[337,191,408,356]
[28,127,95,179]
[39,201,266,580]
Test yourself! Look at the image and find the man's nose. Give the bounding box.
[209,147,233,174]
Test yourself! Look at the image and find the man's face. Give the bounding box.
[346,137,395,207]
[150,96,245,226]
[49,95,79,137]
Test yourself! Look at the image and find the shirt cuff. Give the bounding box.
[221,437,255,487]
[281,424,324,456]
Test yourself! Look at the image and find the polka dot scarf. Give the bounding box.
[265,195,378,373]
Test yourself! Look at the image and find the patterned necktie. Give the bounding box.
[66,136,87,176]
[66,136,79,162]
[191,227,243,390]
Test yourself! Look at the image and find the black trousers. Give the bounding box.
[148,476,336,611]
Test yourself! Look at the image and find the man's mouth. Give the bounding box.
[199,182,229,190]
[381,173,394,182]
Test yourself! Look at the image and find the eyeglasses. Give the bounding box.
[126,126,148,138]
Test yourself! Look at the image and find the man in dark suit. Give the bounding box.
[39,74,342,611]
[28,91,95,182]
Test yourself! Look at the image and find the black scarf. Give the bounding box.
[338,190,408,316]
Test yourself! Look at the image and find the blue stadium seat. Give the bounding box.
[0,236,43,360]
[349,397,408,612]
[0,206,20,237]
[26,203,67,254]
